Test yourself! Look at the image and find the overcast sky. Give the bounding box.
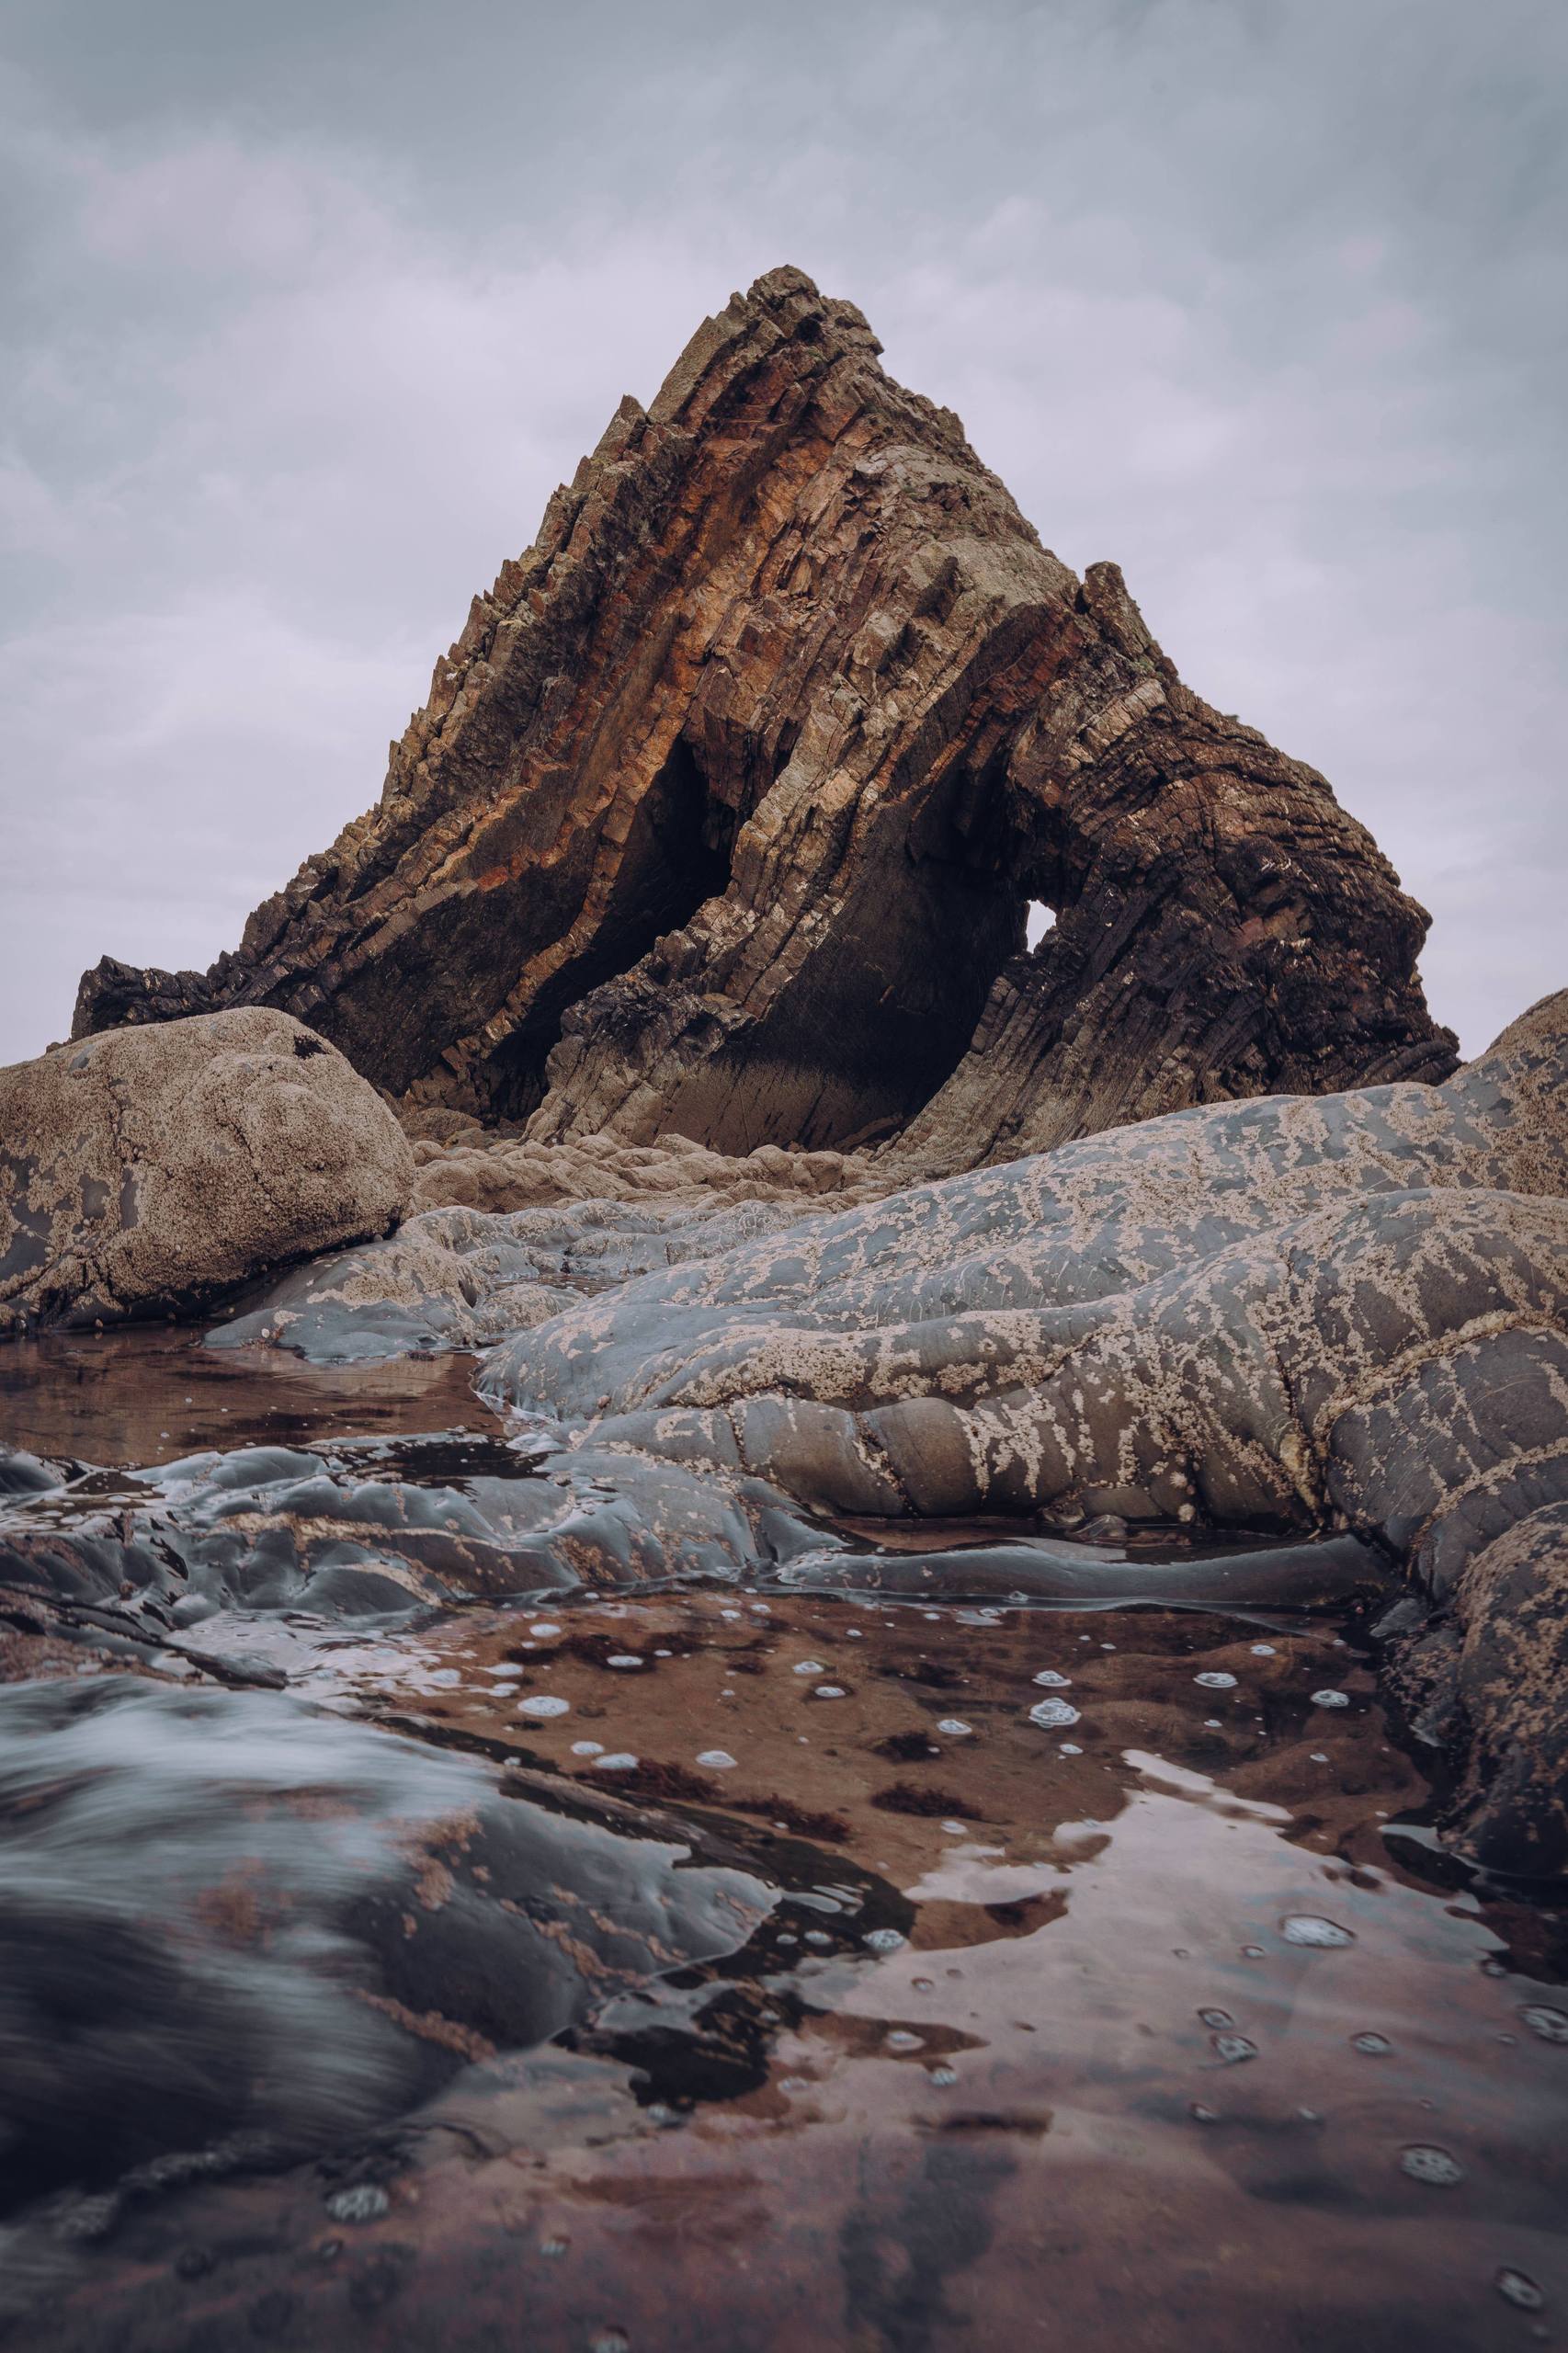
[2,0,1563,1066]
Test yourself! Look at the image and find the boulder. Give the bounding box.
[0,1008,413,1334]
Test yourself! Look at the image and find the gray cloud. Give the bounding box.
[2,0,1563,1062]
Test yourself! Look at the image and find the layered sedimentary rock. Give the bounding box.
[475,994,1567,1563]
[74,267,1454,1166]
[0,1009,413,1336]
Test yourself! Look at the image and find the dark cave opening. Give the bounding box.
[479,736,733,1121]
[650,847,1040,1156]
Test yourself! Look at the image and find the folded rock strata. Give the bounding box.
[191,998,1564,1586]
[74,266,1454,1167]
[0,1009,413,1336]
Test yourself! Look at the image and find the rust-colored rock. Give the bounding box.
[74,267,1455,1164]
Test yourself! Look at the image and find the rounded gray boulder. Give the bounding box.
[0,1008,414,1333]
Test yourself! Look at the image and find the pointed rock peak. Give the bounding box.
[73,274,1456,1165]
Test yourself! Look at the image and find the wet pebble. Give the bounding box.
[1028,1697,1081,1729]
[793,1660,826,1676]
[1519,2005,1568,2044]
[571,1740,604,1756]
[1496,2269,1546,2312]
[606,1654,644,1670]
[324,2186,389,2225]
[1031,1670,1071,1688]
[1352,2032,1392,2056]
[936,1719,973,1737]
[1194,1672,1236,1689]
[1211,2034,1257,2065]
[592,1753,640,1771]
[517,1695,570,1720]
[1279,1915,1356,1949]
[1401,2145,1464,2188]
[1311,1688,1350,1709]
[864,1928,906,1954]
[696,1749,737,1770]
[928,2065,958,2088]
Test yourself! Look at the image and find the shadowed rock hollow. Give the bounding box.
[74,266,1455,1168]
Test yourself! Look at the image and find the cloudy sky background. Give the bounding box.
[2,0,1563,1066]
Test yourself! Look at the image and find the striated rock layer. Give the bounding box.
[74,267,1454,1167]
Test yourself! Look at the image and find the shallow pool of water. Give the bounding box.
[4,1334,1566,2350]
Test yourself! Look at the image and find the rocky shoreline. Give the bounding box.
[1,267,1562,2338]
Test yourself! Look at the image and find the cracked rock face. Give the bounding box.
[73,266,1454,1165]
[0,1008,414,1335]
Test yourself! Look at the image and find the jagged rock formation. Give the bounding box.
[0,1009,413,1336]
[74,267,1454,1167]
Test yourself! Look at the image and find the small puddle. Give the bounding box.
[1,1327,503,1467]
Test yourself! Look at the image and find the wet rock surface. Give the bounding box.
[0,1010,413,1337]
[0,1671,772,2285]
[7,994,1561,1868]
[1389,1502,1568,1879]
[74,267,1453,1162]
[0,1426,1388,1661]
[5,1585,1568,2351]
